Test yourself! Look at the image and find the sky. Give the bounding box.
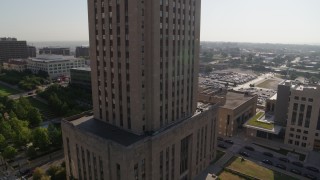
[1,0,320,44]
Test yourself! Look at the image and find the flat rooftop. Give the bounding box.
[30,55,80,62]
[222,92,255,109]
[69,115,146,146]
[71,67,91,71]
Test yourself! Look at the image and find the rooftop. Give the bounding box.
[66,102,218,147]
[222,92,255,109]
[244,112,282,135]
[30,55,80,62]
[71,67,91,71]
[69,115,146,146]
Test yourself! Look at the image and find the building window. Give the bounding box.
[160,151,163,180]
[117,164,121,180]
[180,136,190,174]
[134,164,139,180]
[99,157,104,180]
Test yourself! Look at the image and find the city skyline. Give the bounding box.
[1,0,320,44]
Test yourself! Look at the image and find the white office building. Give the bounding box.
[27,55,86,79]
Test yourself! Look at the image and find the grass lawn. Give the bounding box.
[0,83,20,96]
[246,112,274,130]
[226,157,298,180]
[257,79,282,90]
[253,143,306,161]
[218,171,245,180]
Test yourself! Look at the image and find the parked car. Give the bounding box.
[239,151,249,157]
[218,143,227,149]
[244,146,255,151]
[263,152,274,157]
[262,159,273,166]
[292,161,304,167]
[224,139,234,144]
[278,157,290,163]
[303,173,317,180]
[275,164,286,170]
[306,166,319,173]
[217,137,224,141]
[290,169,301,175]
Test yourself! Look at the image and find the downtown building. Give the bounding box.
[61,0,220,180]
[281,81,320,151]
[0,37,28,63]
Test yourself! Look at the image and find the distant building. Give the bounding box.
[27,55,86,79]
[27,45,36,57]
[2,59,27,72]
[39,47,70,56]
[70,67,91,90]
[0,37,28,63]
[75,46,89,58]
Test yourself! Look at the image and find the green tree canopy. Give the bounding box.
[48,124,62,147]
[32,127,51,151]
[2,145,17,160]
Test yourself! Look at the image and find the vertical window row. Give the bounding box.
[141,0,146,132]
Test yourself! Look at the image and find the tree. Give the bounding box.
[48,124,62,147]
[2,146,17,160]
[32,128,51,151]
[0,119,15,139]
[9,117,31,147]
[27,108,42,127]
[0,134,5,149]
[46,165,66,180]
[33,168,46,180]
[309,76,319,84]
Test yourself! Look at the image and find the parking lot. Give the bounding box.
[237,87,276,106]
[199,71,257,86]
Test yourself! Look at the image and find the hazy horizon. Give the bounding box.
[1,0,320,44]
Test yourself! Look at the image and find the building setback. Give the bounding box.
[62,0,220,180]
[0,37,28,63]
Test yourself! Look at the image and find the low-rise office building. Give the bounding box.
[27,55,86,79]
[70,67,91,90]
[2,59,27,72]
[218,91,257,137]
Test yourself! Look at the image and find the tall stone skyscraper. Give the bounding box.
[62,0,219,179]
[89,0,200,135]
